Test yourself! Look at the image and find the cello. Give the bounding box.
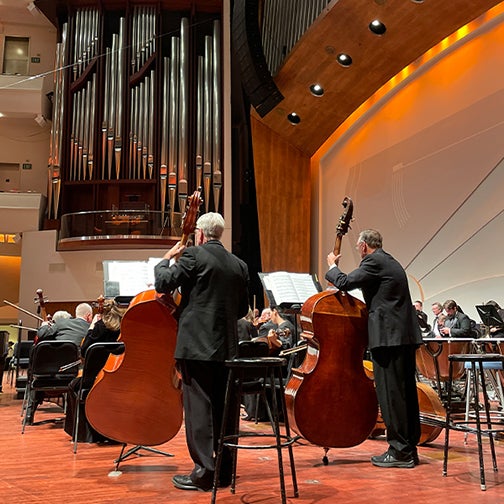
[285,197,378,450]
[85,189,202,447]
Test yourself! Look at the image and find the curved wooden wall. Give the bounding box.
[251,116,311,274]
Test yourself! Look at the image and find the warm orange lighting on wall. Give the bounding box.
[0,233,20,244]
[312,2,504,165]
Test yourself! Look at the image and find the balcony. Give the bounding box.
[58,210,180,251]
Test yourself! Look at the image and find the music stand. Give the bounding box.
[475,305,504,337]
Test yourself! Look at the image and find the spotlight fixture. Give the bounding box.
[336,53,352,67]
[369,19,386,35]
[410,0,424,3]
[287,112,301,125]
[309,84,324,97]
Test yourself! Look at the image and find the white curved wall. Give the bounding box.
[316,14,504,322]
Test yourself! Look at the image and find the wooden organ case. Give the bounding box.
[35,1,223,248]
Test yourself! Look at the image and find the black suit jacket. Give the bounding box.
[325,248,422,349]
[154,240,249,361]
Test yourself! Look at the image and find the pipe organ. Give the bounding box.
[43,1,223,238]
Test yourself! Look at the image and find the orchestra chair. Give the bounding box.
[13,340,34,391]
[21,340,80,434]
[211,356,299,504]
[72,341,125,453]
[443,353,504,490]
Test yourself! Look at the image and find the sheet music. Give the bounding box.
[103,258,162,297]
[261,271,320,305]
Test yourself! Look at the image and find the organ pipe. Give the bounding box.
[48,7,223,226]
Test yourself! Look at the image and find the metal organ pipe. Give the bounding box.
[168,36,180,228]
[178,18,189,216]
[203,35,212,214]
[195,55,204,190]
[212,20,222,213]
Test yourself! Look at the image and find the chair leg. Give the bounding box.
[443,361,454,477]
[73,398,81,454]
[268,368,287,504]
[464,368,472,445]
[472,363,486,491]
[212,370,235,504]
[479,365,498,474]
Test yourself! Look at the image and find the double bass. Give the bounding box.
[285,197,378,450]
[85,189,202,447]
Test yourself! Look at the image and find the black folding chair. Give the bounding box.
[72,341,125,453]
[21,340,80,433]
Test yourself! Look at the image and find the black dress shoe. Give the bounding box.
[172,474,210,492]
[371,451,415,468]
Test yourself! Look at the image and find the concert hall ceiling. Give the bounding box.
[256,0,503,157]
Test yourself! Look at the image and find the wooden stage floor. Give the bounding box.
[1,375,504,503]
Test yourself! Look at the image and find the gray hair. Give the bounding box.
[358,229,383,249]
[52,310,72,321]
[196,212,225,240]
[75,303,93,319]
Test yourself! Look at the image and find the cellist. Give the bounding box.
[325,229,423,469]
[154,212,250,492]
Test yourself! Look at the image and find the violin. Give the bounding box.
[252,328,290,354]
[33,288,52,343]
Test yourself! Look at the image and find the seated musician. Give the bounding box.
[430,302,444,338]
[266,306,294,355]
[37,304,93,346]
[254,307,275,337]
[237,308,258,342]
[25,305,93,425]
[439,299,471,338]
[63,299,125,443]
[485,300,504,337]
[414,300,431,336]
[434,314,447,339]
[243,306,294,422]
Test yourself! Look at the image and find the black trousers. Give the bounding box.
[178,359,237,489]
[371,345,421,459]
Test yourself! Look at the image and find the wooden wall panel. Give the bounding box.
[251,116,311,274]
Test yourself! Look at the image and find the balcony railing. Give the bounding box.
[58,210,179,250]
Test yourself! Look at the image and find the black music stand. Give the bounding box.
[475,305,504,337]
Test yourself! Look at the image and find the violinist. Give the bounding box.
[64,298,125,442]
[25,304,93,425]
[326,229,422,469]
[237,308,258,343]
[267,306,294,355]
[154,212,249,492]
[37,304,93,346]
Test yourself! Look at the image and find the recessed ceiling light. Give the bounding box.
[337,53,352,67]
[287,112,301,125]
[369,19,386,35]
[410,0,424,3]
[0,112,5,118]
[309,84,324,97]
